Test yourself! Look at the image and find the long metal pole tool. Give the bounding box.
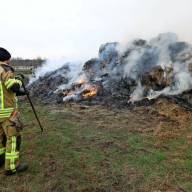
[22,81,44,132]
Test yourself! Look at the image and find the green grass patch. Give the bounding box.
[0,102,192,192]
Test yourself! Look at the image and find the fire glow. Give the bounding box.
[62,81,101,102]
[82,84,99,99]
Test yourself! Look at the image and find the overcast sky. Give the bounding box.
[0,0,192,60]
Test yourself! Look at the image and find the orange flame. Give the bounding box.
[63,79,100,101]
[83,87,98,99]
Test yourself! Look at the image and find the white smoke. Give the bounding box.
[150,33,177,68]
[29,58,84,85]
[30,33,192,103]
[29,58,67,84]
[123,49,145,79]
[147,70,192,100]
[57,63,84,90]
[119,33,192,102]
[129,82,144,102]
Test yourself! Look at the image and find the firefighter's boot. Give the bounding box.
[5,162,28,176]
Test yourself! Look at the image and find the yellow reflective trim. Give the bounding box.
[9,136,17,170]
[4,79,17,86]
[0,79,17,120]
[4,79,13,86]
[0,117,11,119]
[1,107,14,110]
[6,152,19,156]
[0,111,13,114]
[0,113,11,117]
[10,137,15,170]
[0,109,14,112]
[5,79,22,89]
[0,115,11,118]
[0,82,4,109]
[6,81,15,89]
[0,108,14,112]
[6,151,19,160]
[0,108,14,119]
[1,108,14,112]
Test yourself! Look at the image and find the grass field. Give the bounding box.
[0,99,192,192]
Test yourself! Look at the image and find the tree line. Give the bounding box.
[11,57,45,67]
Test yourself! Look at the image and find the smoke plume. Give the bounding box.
[30,33,192,103]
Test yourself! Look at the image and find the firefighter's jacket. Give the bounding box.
[0,62,22,120]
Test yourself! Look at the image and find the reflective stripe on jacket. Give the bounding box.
[0,62,22,119]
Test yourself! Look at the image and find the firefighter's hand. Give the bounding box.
[15,74,25,81]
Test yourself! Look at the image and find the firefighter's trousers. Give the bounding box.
[0,119,21,172]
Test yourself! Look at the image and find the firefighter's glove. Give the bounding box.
[15,74,25,82]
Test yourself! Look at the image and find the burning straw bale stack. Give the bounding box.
[29,33,192,108]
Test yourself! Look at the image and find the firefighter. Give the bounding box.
[0,48,28,175]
